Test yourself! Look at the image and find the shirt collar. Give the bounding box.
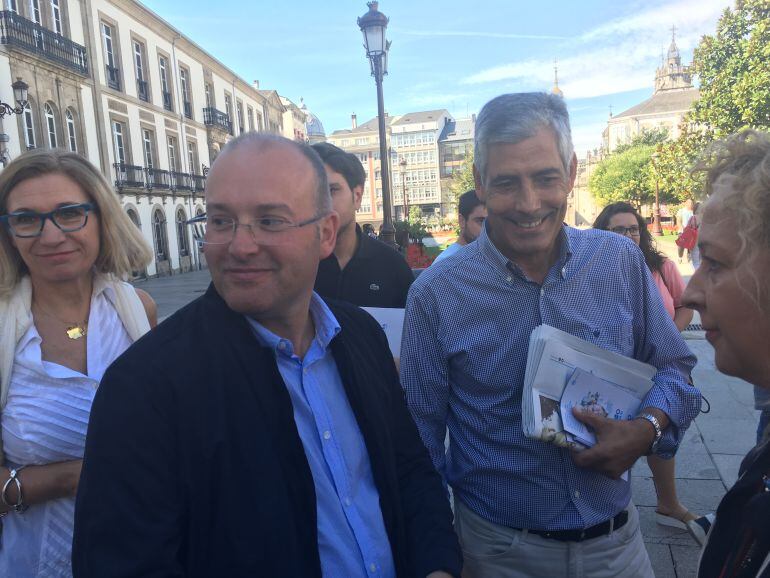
[353,223,376,259]
[246,292,341,356]
[477,222,573,280]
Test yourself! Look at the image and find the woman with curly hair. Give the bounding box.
[683,129,770,577]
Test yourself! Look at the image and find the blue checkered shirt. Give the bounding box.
[400,224,700,531]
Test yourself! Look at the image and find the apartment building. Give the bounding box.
[327,112,397,223]
[328,108,475,226]
[280,95,306,142]
[0,0,286,277]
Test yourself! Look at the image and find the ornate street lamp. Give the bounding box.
[399,156,409,221]
[358,2,396,247]
[651,150,663,236]
[0,78,29,118]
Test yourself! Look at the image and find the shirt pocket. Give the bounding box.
[580,323,634,356]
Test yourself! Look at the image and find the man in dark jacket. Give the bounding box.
[312,142,414,308]
[72,133,461,578]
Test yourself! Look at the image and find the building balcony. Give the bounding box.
[191,174,206,192]
[106,65,120,91]
[171,171,192,192]
[113,164,205,194]
[146,167,171,190]
[114,163,145,189]
[162,91,173,112]
[0,11,88,76]
[183,101,192,119]
[203,107,231,133]
[137,79,148,102]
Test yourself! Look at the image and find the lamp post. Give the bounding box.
[0,78,29,118]
[358,2,395,247]
[651,151,663,236]
[399,156,408,222]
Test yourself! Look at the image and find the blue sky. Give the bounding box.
[148,0,731,156]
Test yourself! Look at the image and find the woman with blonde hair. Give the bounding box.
[682,129,770,577]
[0,148,156,576]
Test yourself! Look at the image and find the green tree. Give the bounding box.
[449,150,475,202]
[614,127,669,154]
[589,145,657,207]
[691,0,770,136]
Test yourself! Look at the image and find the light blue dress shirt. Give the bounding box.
[247,294,396,578]
[401,224,700,531]
[432,241,463,264]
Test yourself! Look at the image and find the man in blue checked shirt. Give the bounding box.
[400,92,700,578]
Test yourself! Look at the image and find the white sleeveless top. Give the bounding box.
[0,282,134,578]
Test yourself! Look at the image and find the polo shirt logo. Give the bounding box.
[370,284,380,291]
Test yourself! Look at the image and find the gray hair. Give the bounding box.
[218,132,331,214]
[474,92,574,182]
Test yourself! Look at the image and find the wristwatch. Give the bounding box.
[635,412,663,455]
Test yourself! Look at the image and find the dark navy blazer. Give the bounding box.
[72,285,461,578]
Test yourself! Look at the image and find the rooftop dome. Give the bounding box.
[300,98,325,137]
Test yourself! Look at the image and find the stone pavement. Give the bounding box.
[134,261,759,578]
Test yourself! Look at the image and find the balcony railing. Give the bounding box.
[137,78,148,102]
[146,167,171,190]
[203,107,231,133]
[114,163,145,189]
[106,65,120,91]
[171,171,192,192]
[191,174,206,192]
[183,101,192,119]
[0,11,88,76]
[114,163,206,194]
[162,91,172,112]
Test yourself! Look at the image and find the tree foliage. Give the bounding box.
[614,127,669,154]
[589,145,657,207]
[691,0,770,137]
[449,150,475,202]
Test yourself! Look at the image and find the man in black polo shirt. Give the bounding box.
[312,142,414,307]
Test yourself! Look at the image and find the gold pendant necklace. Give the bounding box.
[34,303,89,340]
[65,323,88,340]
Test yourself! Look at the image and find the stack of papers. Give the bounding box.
[521,325,657,450]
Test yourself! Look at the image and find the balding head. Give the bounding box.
[212,132,331,214]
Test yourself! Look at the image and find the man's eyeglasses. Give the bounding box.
[610,225,640,237]
[0,203,97,238]
[186,213,326,246]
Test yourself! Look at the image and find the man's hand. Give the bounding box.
[570,407,663,479]
[426,572,454,578]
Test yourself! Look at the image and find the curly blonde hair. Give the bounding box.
[695,129,770,262]
[0,149,152,296]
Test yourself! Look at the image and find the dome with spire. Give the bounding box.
[300,98,326,143]
[551,61,563,97]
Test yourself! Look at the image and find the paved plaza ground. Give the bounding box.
[134,245,758,578]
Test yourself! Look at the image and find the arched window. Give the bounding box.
[175,207,189,256]
[126,207,141,229]
[65,109,77,152]
[44,103,57,148]
[23,102,35,149]
[152,208,168,261]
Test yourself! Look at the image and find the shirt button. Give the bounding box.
[562,267,567,277]
[344,497,351,507]
[323,430,331,440]
[574,490,580,498]
[540,288,545,296]
[278,342,286,350]
[369,562,377,572]
[506,275,512,283]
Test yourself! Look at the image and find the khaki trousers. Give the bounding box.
[454,500,655,578]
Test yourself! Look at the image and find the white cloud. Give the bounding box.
[399,29,569,41]
[460,0,730,99]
